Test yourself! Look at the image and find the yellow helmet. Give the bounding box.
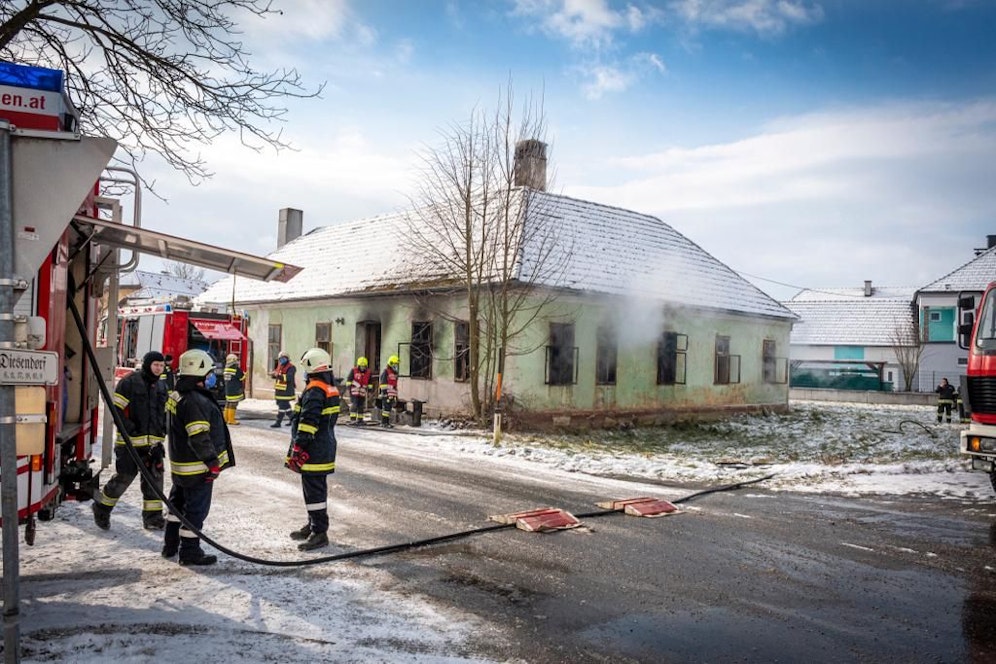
[301,347,332,374]
[388,354,399,368]
[225,353,238,365]
[357,356,368,368]
[179,349,214,377]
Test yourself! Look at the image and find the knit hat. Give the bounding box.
[141,351,166,374]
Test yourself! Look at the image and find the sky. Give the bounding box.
[115,0,996,301]
[7,398,995,662]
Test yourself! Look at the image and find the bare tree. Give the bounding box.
[889,312,925,392]
[1,1,320,187]
[405,82,569,421]
[163,261,206,283]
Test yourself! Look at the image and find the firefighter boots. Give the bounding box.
[92,502,111,530]
[289,523,312,541]
[162,543,178,558]
[143,512,166,530]
[270,411,284,428]
[179,552,218,566]
[297,531,329,551]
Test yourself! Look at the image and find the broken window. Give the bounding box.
[657,331,688,385]
[315,322,331,355]
[411,321,433,379]
[545,322,577,385]
[595,324,617,385]
[454,321,470,382]
[714,335,741,385]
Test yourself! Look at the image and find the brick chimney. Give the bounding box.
[513,139,547,191]
[277,208,303,249]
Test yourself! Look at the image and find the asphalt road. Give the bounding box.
[241,420,996,664]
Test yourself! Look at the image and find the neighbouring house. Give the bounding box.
[914,235,996,392]
[198,152,797,429]
[783,282,916,391]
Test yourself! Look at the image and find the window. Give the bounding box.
[714,335,741,385]
[595,325,617,385]
[763,339,777,383]
[657,331,688,385]
[545,323,577,385]
[454,321,470,382]
[267,324,282,371]
[315,322,331,355]
[929,312,941,322]
[411,321,433,379]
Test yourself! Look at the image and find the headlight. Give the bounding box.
[968,436,996,452]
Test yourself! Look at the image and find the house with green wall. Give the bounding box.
[198,189,797,429]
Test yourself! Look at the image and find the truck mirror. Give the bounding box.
[959,315,974,350]
[958,295,976,311]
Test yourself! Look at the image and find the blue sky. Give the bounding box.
[133,0,996,300]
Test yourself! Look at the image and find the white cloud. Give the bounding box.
[240,0,354,42]
[667,0,825,37]
[579,64,634,99]
[511,0,650,49]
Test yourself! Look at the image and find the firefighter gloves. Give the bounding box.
[286,445,309,472]
[205,464,222,483]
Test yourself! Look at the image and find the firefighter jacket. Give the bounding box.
[287,374,339,476]
[272,362,297,402]
[346,366,372,398]
[935,382,956,404]
[167,378,236,487]
[379,365,398,399]
[224,364,246,402]
[112,368,167,448]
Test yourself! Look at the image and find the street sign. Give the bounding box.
[0,348,59,385]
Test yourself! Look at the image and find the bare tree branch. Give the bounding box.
[889,310,925,392]
[1,0,323,190]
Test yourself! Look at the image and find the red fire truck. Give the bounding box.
[959,283,996,494]
[1,61,298,535]
[112,299,251,402]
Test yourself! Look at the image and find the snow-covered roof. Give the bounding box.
[919,244,996,293]
[784,295,915,346]
[199,189,795,321]
[789,285,915,302]
[126,269,209,300]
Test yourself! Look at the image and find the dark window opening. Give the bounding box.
[657,331,688,385]
[411,321,433,379]
[595,325,617,385]
[315,322,331,355]
[545,322,577,385]
[714,335,741,385]
[454,321,470,382]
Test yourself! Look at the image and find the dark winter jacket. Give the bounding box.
[167,376,235,487]
[272,361,297,402]
[224,364,245,402]
[112,367,167,448]
[287,373,339,476]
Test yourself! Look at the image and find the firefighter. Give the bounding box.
[935,377,956,424]
[379,354,400,428]
[160,353,176,390]
[345,356,373,425]
[162,349,235,566]
[93,350,168,531]
[270,350,296,427]
[223,353,245,425]
[286,347,340,551]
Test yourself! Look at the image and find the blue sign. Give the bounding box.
[0,61,64,93]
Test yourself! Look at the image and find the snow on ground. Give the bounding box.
[6,399,996,662]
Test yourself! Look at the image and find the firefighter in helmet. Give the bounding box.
[223,353,245,425]
[286,348,340,551]
[935,377,956,424]
[379,354,400,428]
[345,356,373,425]
[270,350,297,427]
[93,350,168,531]
[162,349,235,566]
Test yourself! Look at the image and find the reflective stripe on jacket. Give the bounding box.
[288,378,339,475]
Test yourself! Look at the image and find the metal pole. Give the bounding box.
[0,123,22,662]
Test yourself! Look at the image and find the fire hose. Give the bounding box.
[69,295,775,567]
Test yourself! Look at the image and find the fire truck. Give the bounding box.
[1,61,299,536]
[111,298,251,403]
[958,282,996,493]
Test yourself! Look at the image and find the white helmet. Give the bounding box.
[300,347,331,374]
[226,353,238,365]
[179,349,214,377]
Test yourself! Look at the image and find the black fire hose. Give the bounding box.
[68,296,775,567]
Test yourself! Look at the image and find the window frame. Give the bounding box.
[410,320,433,380]
[657,331,688,385]
[545,322,578,386]
[595,324,617,386]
